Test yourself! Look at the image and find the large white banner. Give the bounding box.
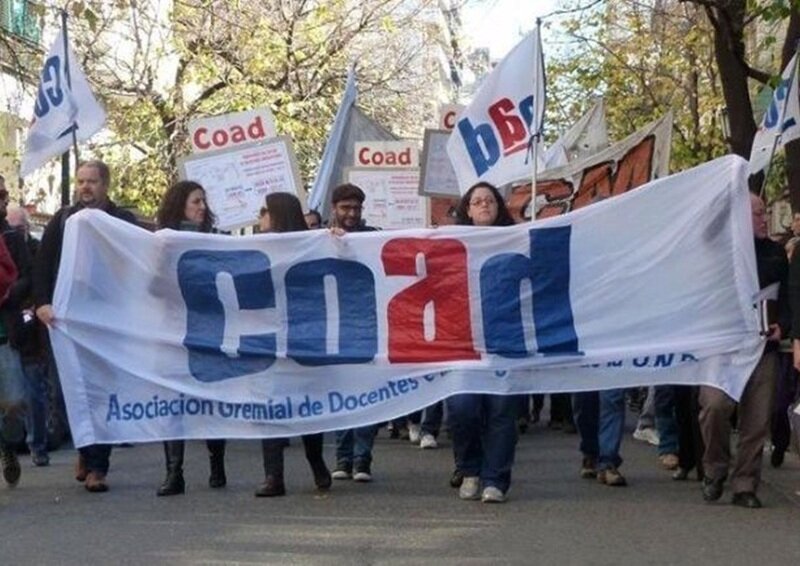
[446,29,545,192]
[50,156,763,446]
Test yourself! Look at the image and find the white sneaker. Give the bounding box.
[331,468,351,480]
[419,433,438,449]
[408,424,421,444]
[459,476,480,500]
[632,426,660,446]
[481,486,506,503]
[353,466,372,482]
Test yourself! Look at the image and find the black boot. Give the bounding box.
[157,441,185,496]
[303,433,331,490]
[207,439,226,488]
[256,439,286,496]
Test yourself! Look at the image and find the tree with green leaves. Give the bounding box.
[678,0,800,206]
[546,0,727,172]
[40,0,454,215]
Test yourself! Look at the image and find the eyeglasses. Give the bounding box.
[469,197,496,207]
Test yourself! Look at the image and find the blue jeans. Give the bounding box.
[573,389,625,470]
[420,401,443,437]
[23,361,48,454]
[654,385,679,455]
[335,425,377,469]
[0,342,27,446]
[446,393,520,493]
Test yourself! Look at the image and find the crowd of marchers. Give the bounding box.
[0,160,798,508]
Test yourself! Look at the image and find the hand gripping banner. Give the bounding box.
[50,156,763,446]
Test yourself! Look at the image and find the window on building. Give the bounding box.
[0,0,41,44]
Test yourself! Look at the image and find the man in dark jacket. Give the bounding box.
[7,205,53,467]
[698,192,788,509]
[33,160,137,493]
[0,179,25,487]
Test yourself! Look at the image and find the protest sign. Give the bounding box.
[178,136,303,231]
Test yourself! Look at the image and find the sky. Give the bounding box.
[461,0,559,60]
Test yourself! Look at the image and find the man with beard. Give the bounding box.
[33,160,137,493]
[327,184,381,483]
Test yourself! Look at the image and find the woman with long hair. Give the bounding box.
[155,180,228,496]
[448,182,520,504]
[255,192,332,496]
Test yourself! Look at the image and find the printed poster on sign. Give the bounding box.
[346,167,427,229]
[419,129,460,198]
[178,136,304,231]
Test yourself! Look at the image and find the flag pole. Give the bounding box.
[60,9,80,207]
[530,18,543,223]
[759,43,800,199]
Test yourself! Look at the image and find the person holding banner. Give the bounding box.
[255,192,332,497]
[328,183,381,483]
[33,160,138,493]
[699,193,788,509]
[153,180,228,497]
[448,182,521,504]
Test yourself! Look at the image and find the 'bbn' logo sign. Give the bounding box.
[457,95,536,176]
[34,56,66,119]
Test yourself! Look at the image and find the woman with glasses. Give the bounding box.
[448,182,521,504]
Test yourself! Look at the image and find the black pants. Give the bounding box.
[80,444,112,474]
[674,385,704,476]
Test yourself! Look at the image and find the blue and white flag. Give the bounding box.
[20,29,106,177]
[749,53,800,175]
[447,28,545,192]
[308,68,397,222]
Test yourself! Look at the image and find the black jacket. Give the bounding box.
[33,201,137,307]
[755,237,789,351]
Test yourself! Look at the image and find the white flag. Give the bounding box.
[20,29,106,178]
[749,53,800,175]
[446,29,545,193]
[543,98,609,170]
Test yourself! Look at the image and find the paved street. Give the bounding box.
[2,417,800,565]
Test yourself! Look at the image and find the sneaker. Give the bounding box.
[580,456,597,479]
[632,426,659,446]
[597,467,627,487]
[1,446,21,486]
[353,465,372,483]
[481,486,506,503]
[459,476,480,500]
[658,453,679,470]
[408,424,421,444]
[332,466,352,480]
[420,433,438,449]
[32,451,50,467]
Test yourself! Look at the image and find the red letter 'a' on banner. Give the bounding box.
[382,239,479,363]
